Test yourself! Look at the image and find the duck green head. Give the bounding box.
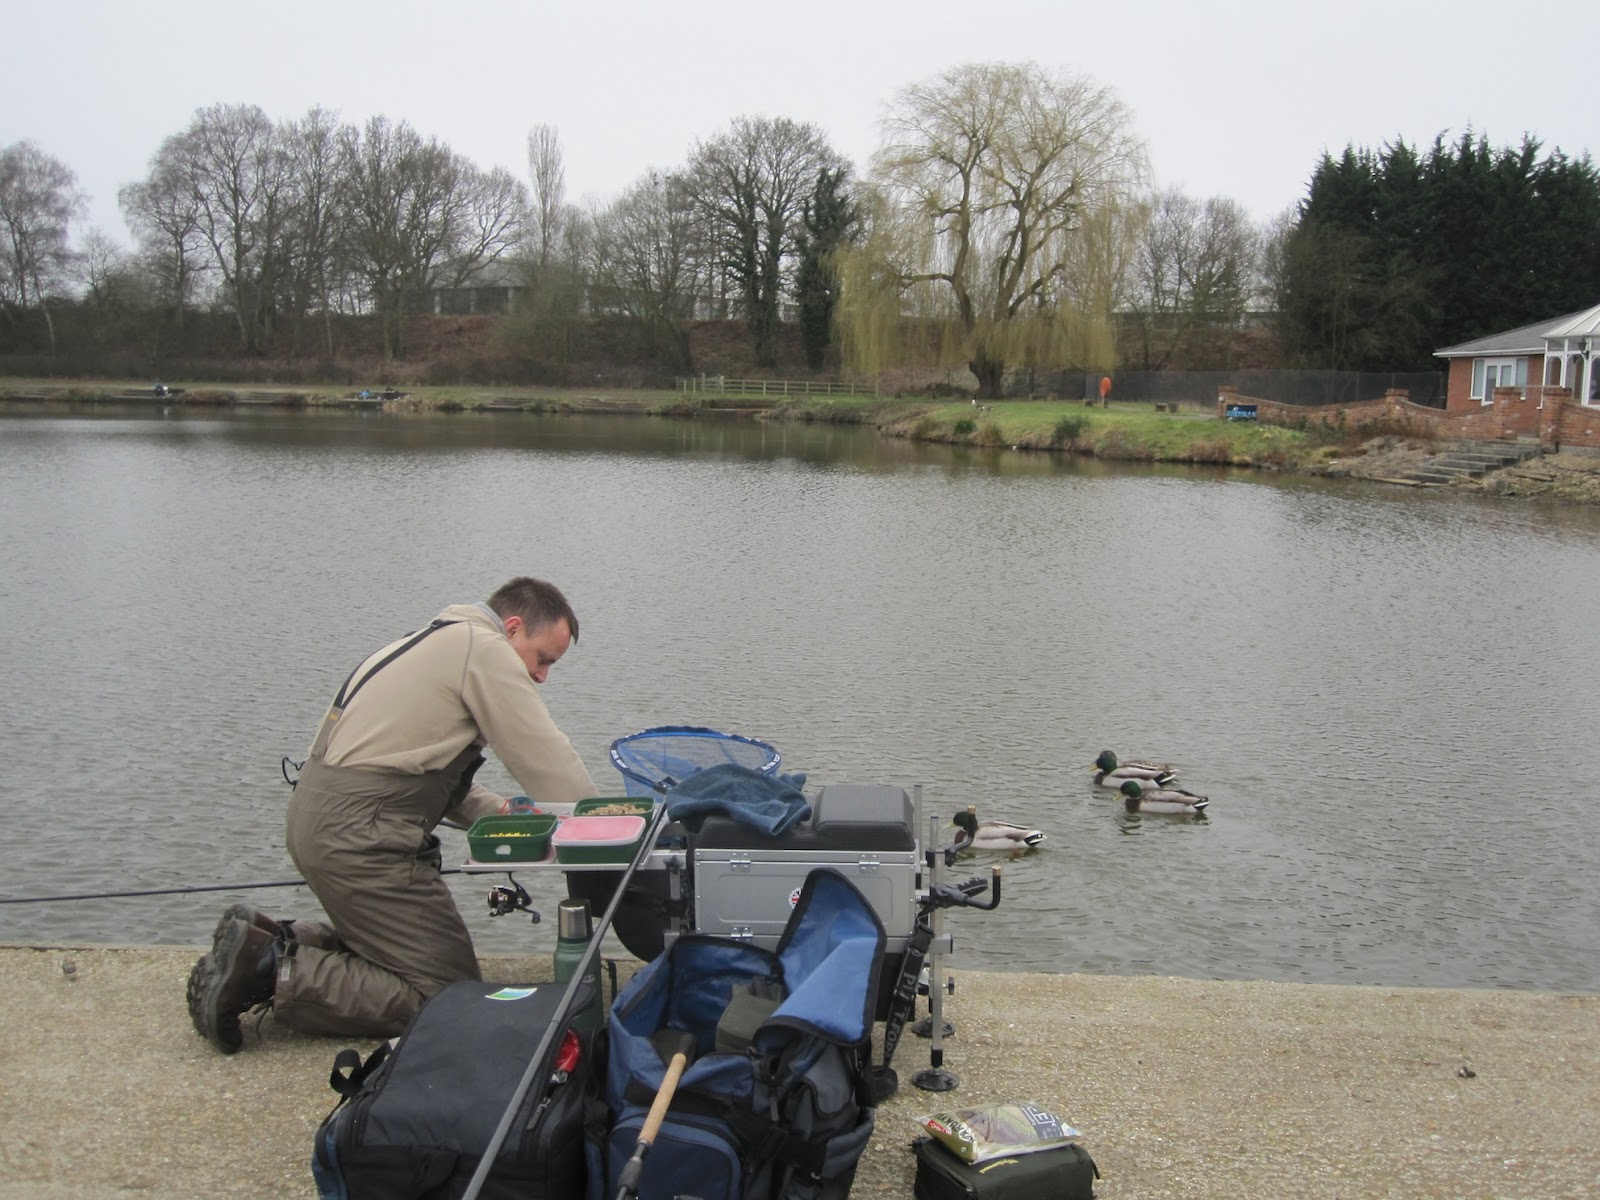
[952,809,978,837]
[1094,751,1118,773]
[1118,780,1143,800]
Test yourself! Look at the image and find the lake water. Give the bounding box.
[4,406,1599,992]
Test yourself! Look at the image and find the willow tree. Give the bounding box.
[840,61,1147,397]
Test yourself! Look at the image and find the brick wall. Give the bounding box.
[1546,389,1600,448]
[1217,385,1600,450]
[1444,359,1477,413]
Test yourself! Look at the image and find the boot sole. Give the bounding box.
[214,904,279,946]
[187,917,250,1053]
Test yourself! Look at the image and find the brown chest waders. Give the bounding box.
[278,620,493,1038]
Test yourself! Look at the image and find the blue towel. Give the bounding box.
[665,764,811,837]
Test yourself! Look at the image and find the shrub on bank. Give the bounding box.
[1051,414,1088,446]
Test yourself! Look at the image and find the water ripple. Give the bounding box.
[3,411,1599,992]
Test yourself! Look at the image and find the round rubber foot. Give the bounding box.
[866,1065,899,1102]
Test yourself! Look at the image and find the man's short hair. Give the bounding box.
[487,577,580,641]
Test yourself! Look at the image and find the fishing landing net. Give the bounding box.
[608,725,781,797]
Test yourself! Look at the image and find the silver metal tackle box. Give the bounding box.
[691,784,919,952]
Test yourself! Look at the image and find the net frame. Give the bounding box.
[608,725,781,796]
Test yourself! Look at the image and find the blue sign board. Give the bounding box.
[1225,403,1258,422]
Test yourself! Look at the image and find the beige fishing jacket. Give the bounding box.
[313,602,598,824]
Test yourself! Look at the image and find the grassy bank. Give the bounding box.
[766,393,1323,468]
[0,377,693,416]
[6,377,1317,466]
[5,377,1328,468]
[18,377,1600,504]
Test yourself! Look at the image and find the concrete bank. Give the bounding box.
[1,945,1596,1199]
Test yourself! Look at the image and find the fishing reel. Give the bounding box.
[486,878,541,924]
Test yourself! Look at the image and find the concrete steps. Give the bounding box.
[1396,441,1543,486]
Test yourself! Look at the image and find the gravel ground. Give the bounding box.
[2,945,1597,1199]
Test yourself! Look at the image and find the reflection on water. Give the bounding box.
[1115,807,1211,836]
[3,406,1600,992]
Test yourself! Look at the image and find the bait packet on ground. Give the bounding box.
[914,1101,1082,1163]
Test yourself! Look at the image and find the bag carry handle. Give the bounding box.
[327,1042,390,1099]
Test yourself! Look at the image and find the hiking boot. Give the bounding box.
[187,916,277,1054]
[213,904,284,947]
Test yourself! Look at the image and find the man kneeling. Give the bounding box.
[187,577,598,1053]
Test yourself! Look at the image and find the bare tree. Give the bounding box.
[120,145,207,327]
[338,116,525,359]
[1255,204,1296,313]
[72,227,148,351]
[839,61,1148,397]
[439,164,527,290]
[519,123,586,344]
[338,115,446,359]
[685,116,845,367]
[526,123,566,270]
[279,106,349,355]
[0,139,86,353]
[1126,187,1257,369]
[164,103,294,352]
[587,170,698,370]
[76,229,135,305]
[506,198,593,372]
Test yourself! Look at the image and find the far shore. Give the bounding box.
[2,943,1598,1199]
[8,378,1600,506]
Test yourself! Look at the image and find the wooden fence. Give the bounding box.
[675,375,874,398]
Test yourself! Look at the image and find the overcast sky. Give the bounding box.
[5,0,1593,247]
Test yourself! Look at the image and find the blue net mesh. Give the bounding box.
[608,726,781,797]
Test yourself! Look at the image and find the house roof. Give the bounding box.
[1543,303,1600,339]
[1435,304,1600,358]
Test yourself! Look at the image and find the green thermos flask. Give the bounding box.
[553,897,602,1032]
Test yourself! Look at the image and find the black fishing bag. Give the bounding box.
[312,977,601,1200]
[911,1136,1099,1200]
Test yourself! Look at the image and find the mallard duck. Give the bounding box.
[1118,779,1208,814]
[1090,750,1177,789]
[952,807,1044,854]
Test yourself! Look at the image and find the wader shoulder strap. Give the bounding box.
[334,619,462,710]
[308,620,462,760]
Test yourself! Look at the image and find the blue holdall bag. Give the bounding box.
[601,867,886,1200]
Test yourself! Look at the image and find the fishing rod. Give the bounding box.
[461,799,671,1200]
[0,869,471,906]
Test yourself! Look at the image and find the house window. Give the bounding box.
[1471,357,1527,403]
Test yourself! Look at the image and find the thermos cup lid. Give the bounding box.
[557,897,593,940]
